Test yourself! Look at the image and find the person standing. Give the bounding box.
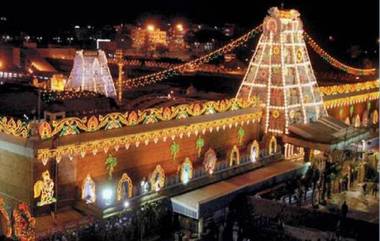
[341,201,348,219]
[232,222,239,241]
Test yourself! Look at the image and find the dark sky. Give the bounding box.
[1,0,379,53]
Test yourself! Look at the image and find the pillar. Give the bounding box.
[198,218,204,238]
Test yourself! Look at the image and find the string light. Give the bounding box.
[124,24,263,88]
[304,32,376,76]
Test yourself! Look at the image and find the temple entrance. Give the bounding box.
[150,165,165,192]
[269,136,277,155]
[354,114,361,128]
[180,158,193,184]
[250,140,260,163]
[117,173,133,201]
[372,110,379,125]
[203,148,217,175]
[81,174,96,204]
[229,145,240,166]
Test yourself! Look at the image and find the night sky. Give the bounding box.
[1,0,379,56]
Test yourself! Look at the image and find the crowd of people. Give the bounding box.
[37,201,173,241]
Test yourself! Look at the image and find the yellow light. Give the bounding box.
[0,61,2,69]
[176,23,184,32]
[147,24,155,32]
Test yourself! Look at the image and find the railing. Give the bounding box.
[100,152,283,216]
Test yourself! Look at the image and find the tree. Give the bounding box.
[105,154,117,179]
[170,142,180,161]
[196,137,205,158]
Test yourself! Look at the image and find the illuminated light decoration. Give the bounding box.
[150,165,165,192]
[38,97,259,140]
[13,203,36,241]
[203,148,217,175]
[362,111,369,127]
[102,188,113,206]
[0,116,30,138]
[237,127,245,145]
[354,114,361,128]
[349,105,354,117]
[250,140,260,163]
[179,157,193,184]
[236,7,327,135]
[125,25,263,88]
[318,80,379,96]
[66,50,116,98]
[304,32,376,76]
[117,173,133,201]
[0,197,12,238]
[268,136,277,155]
[372,110,379,125]
[345,117,351,126]
[81,174,96,204]
[37,110,263,162]
[323,92,380,109]
[33,170,56,207]
[50,74,66,91]
[105,154,118,179]
[170,142,180,161]
[229,145,240,166]
[195,136,205,158]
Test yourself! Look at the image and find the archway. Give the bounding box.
[269,136,277,155]
[180,158,193,184]
[229,145,240,166]
[362,110,369,127]
[117,173,133,201]
[203,148,217,175]
[250,140,260,163]
[150,165,165,192]
[354,114,361,128]
[372,110,379,125]
[81,174,96,204]
[344,117,350,126]
[0,198,11,238]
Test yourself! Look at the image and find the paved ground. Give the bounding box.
[323,183,379,223]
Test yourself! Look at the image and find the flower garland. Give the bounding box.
[13,203,36,241]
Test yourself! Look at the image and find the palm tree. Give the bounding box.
[196,137,205,158]
[170,142,180,161]
[105,154,118,179]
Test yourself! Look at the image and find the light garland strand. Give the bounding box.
[304,32,376,76]
[124,25,263,88]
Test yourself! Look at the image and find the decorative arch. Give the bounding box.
[372,110,379,125]
[269,136,277,155]
[117,173,133,201]
[0,198,11,238]
[362,110,369,127]
[179,158,193,184]
[344,117,350,126]
[81,174,96,204]
[203,148,217,175]
[250,140,260,163]
[150,165,165,192]
[354,114,361,128]
[229,145,240,166]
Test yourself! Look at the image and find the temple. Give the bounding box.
[0,7,378,240]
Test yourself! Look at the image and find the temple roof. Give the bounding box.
[285,116,369,151]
